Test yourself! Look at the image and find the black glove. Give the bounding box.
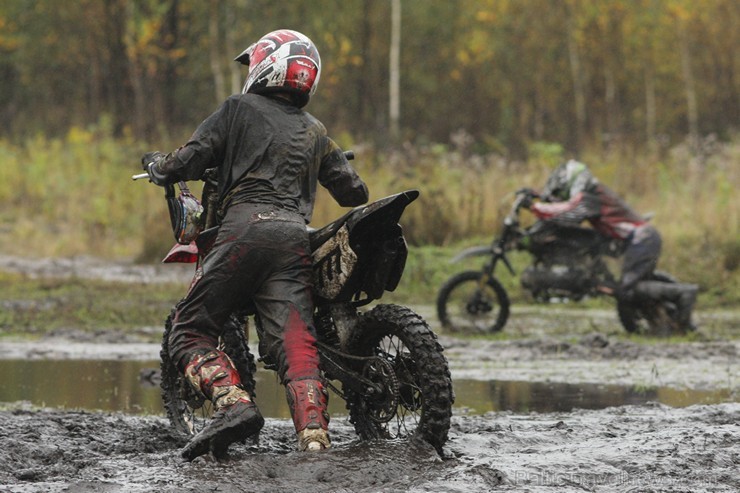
[141,151,164,169]
[140,151,170,186]
[516,188,538,209]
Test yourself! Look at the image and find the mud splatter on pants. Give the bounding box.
[168,202,320,384]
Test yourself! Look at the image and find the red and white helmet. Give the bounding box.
[234,29,321,108]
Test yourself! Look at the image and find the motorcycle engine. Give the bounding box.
[520,264,593,301]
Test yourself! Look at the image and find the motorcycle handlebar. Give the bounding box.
[504,190,535,226]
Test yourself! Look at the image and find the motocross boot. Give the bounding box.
[180,350,264,461]
[633,281,699,331]
[285,378,331,451]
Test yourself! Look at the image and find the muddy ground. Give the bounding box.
[0,401,736,493]
[0,256,738,492]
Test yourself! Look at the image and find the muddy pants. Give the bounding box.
[620,224,662,292]
[168,202,320,384]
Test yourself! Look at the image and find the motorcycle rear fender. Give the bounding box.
[451,245,493,263]
[310,190,418,302]
[309,190,419,251]
[359,224,408,298]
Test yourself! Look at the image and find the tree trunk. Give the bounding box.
[389,0,401,144]
[534,72,545,140]
[645,64,657,153]
[678,20,700,157]
[605,65,617,147]
[226,4,242,96]
[87,36,103,123]
[163,1,181,127]
[121,1,144,137]
[357,0,372,139]
[209,0,226,103]
[103,0,130,135]
[566,12,586,152]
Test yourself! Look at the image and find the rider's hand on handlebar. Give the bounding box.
[140,151,170,186]
[141,151,164,170]
[515,187,539,209]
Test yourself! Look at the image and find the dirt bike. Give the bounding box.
[133,153,454,454]
[436,188,692,336]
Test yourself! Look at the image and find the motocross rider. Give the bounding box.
[524,160,697,330]
[141,29,368,460]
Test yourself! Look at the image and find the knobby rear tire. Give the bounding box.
[616,271,689,336]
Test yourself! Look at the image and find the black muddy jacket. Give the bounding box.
[157,93,368,222]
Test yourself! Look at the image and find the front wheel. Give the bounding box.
[436,270,510,333]
[343,304,454,454]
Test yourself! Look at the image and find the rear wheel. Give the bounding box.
[342,304,454,454]
[617,271,690,336]
[437,270,510,333]
[160,307,257,436]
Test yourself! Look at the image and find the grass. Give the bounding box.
[1,248,737,342]
[0,271,182,338]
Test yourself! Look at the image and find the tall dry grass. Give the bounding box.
[0,123,177,257]
[0,126,737,305]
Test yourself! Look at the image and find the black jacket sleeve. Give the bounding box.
[157,100,231,182]
[318,138,369,207]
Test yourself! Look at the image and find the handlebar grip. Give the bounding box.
[132,173,149,181]
[344,150,355,161]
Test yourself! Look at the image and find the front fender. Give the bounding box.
[451,245,493,263]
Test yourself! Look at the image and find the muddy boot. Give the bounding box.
[633,281,699,331]
[285,379,331,451]
[180,350,264,461]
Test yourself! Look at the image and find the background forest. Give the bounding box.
[2,0,738,148]
[0,0,738,305]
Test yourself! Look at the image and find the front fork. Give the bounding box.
[477,250,508,289]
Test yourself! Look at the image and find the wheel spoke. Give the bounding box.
[373,334,425,439]
[347,305,453,453]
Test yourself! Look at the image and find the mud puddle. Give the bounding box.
[1,330,738,492]
[1,255,738,491]
[1,333,738,492]
[0,402,737,492]
[0,359,732,417]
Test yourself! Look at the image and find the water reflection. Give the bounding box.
[0,359,731,416]
[453,379,731,414]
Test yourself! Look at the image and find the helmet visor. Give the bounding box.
[234,43,256,65]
